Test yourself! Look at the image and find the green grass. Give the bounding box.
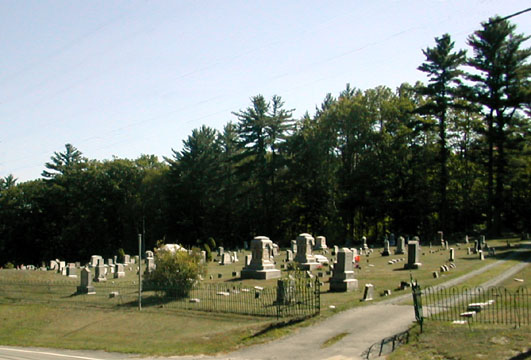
[388,322,530,360]
[0,303,274,355]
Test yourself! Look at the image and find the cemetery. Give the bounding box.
[0,236,527,308]
[0,234,528,358]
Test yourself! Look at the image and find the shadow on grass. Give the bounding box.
[458,248,531,263]
[243,315,314,340]
[119,293,188,308]
[509,349,531,360]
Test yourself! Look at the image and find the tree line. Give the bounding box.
[1,16,529,266]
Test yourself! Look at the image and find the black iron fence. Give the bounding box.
[412,285,529,327]
[0,277,320,319]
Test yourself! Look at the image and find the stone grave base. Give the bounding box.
[241,268,281,280]
[404,263,422,269]
[77,286,95,295]
[298,262,321,271]
[330,278,358,292]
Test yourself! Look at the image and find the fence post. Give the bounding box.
[315,277,321,315]
[411,278,423,333]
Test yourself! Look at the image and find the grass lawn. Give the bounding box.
[0,237,527,356]
[0,303,275,356]
[388,322,530,360]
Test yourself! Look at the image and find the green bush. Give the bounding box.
[3,262,14,269]
[203,243,212,261]
[143,248,206,298]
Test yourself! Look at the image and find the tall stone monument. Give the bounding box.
[314,236,328,250]
[382,240,391,256]
[395,236,405,255]
[241,236,281,279]
[294,233,320,270]
[404,240,422,269]
[330,248,358,292]
[362,236,368,251]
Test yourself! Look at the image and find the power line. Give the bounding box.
[488,7,531,25]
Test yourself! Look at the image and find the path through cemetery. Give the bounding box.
[218,250,530,360]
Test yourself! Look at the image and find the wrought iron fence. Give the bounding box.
[0,277,320,319]
[413,285,529,327]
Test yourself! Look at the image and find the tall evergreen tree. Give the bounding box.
[417,33,467,232]
[464,16,530,235]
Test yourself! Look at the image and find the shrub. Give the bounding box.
[143,248,206,298]
[203,243,212,261]
[207,237,216,251]
[117,248,126,263]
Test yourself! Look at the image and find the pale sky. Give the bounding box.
[1,0,529,182]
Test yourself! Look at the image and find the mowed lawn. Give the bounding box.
[0,237,527,355]
[0,304,274,355]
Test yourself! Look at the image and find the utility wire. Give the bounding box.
[488,7,531,25]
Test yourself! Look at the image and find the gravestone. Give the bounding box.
[467,247,471,255]
[465,235,469,244]
[382,240,391,256]
[49,260,58,271]
[286,249,293,262]
[114,263,125,278]
[107,258,113,266]
[217,247,224,256]
[395,236,405,255]
[294,233,320,270]
[89,255,102,268]
[314,236,328,250]
[58,261,66,274]
[200,251,206,263]
[333,245,339,256]
[94,263,107,282]
[241,236,281,279]
[146,257,155,273]
[479,250,484,261]
[330,248,358,292]
[124,254,131,264]
[276,279,296,305]
[480,235,486,249]
[232,251,239,262]
[404,240,422,269]
[449,248,455,262]
[77,267,95,294]
[362,284,374,301]
[67,263,77,278]
[362,236,368,250]
[244,254,252,266]
[220,253,232,265]
[291,240,297,253]
[272,243,280,257]
[438,231,444,246]
[474,240,479,253]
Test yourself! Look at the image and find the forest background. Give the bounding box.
[0,16,529,266]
